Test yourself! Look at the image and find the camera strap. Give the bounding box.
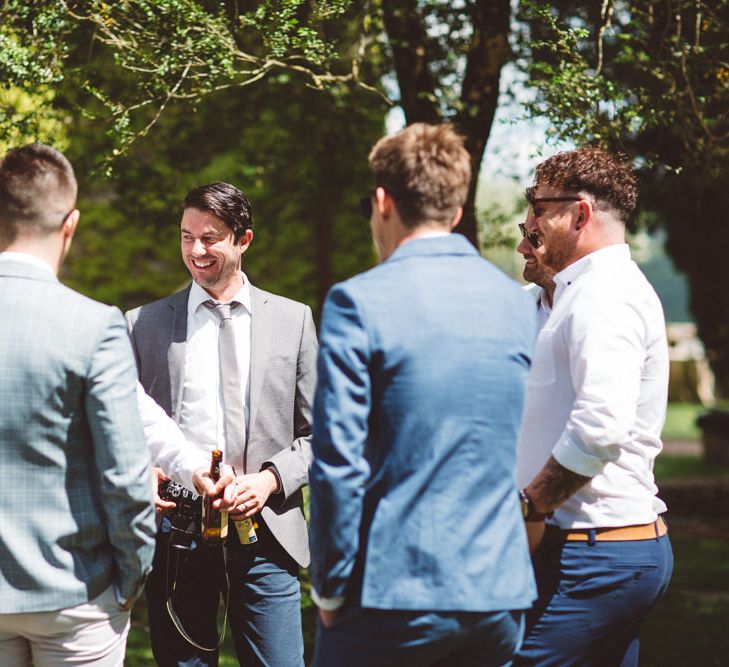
[165,540,230,652]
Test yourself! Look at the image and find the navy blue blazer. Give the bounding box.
[310,234,537,612]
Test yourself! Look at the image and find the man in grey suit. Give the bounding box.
[126,182,317,666]
[0,144,156,665]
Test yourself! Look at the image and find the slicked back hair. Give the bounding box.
[0,143,77,240]
[183,182,253,241]
[368,123,471,229]
[532,148,639,224]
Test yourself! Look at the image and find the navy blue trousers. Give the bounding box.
[313,606,525,667]
[515,526,673,667]
[146,519,303,667]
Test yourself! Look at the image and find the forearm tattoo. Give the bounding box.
[531,456,591,512]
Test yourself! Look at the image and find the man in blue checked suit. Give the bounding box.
[0,144,156,665]
[310,123,538,666]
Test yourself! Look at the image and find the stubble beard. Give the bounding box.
[542,227,575,274]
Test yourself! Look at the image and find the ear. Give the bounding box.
[575,199,592,231]
[374,186,392,219]
[63,209,80,239]
[238,228,253,255]
[450,207,463,230]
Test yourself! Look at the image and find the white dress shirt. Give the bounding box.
[178,276,252,471]
[523,282,552,331]
[517,244,669,528]
[137,384,207,491]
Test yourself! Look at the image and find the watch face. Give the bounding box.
[519,491,530,520]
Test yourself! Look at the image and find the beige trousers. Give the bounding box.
[0,585,130,666]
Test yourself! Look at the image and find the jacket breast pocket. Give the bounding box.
[528,329,557,387]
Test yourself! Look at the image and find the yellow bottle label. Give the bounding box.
[234,517,258,545]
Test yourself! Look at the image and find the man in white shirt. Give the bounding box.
[126,182,317,666]
[514,148,673,666]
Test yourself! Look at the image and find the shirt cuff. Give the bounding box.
[310,588,345,611]
[551,430,604,478]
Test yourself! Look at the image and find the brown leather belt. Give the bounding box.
[557,518,667,542]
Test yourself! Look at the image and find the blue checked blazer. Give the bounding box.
[0,257,156,613]
[310,235,538,611]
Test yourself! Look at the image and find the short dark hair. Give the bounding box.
[0,143,77,240]
[368,123,471,228]
[532,148,638,224]
[183,182,253,240]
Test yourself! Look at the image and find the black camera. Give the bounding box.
[158,479,202,551]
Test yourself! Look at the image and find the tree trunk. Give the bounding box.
[658,178,729,397]
[381,0,511,247]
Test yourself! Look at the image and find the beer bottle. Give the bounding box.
[201,449,228,546]
[234,514,258,547]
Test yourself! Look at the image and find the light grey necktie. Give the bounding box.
[206,301,246,470]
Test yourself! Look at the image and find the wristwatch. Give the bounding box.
[519,489,548,522]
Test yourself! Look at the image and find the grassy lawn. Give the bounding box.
[640,522,729,666]
[657,402,729,480]
[125,568,317,666]
[123,403,724,665]
[662,402,704,442]
[655,454,729,481]
[125,523,729,666]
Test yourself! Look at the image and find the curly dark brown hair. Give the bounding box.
[531,148,638,224]
[368,123,471,228]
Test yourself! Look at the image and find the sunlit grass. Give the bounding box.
[662,402,704,442]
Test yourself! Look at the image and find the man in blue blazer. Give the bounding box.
[310,123,538,666]
[0,145,156,664]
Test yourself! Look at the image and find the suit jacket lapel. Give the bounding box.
[248,285,271,438]
[168,286,191,422]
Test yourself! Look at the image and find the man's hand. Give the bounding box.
[229,469,279,520]
[319,608,339,629]
[192,463,237,512]
[151,467,177,516]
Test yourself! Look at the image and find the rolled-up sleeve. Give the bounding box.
[552,299,647,477]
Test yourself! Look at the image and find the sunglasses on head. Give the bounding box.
[518,223,543,249]
[524,186,582,208]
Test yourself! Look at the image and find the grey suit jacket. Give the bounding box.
[125,283,317,567]
[0,258,156,613]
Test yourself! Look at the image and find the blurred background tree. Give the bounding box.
[1,0,724,376]
[0,0,386,314]
[518,0,729,395]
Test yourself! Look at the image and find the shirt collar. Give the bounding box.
[553,244,631,303]
[188,272,252,315]
[538,289,552,313]
[0,251,57,279]
[523,282,551,313]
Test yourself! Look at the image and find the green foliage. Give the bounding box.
[0,0,367,166]
[0,0,385,313]
[519,1,729,396]
[60,41,384,314]
[519,0,729,172]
